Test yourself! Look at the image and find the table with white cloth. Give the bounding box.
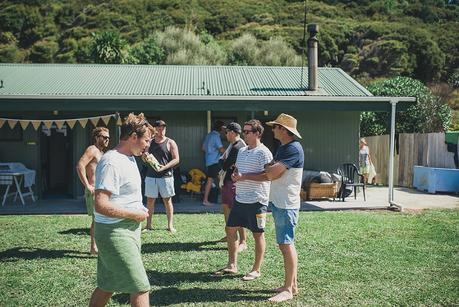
[0,163,36,206]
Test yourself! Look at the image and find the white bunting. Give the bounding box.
[79,119,88,128]
[55,120,65,129]
[102,115,111,126]
[90,117,100,127]
[43,121,53,129]
[66,120,77,129]
[8,120,18,129]
[19,120,30,130]
[31,121,42,130]
[0,119,5,129]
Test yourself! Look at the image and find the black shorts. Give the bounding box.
[206,163,220,179]
[226,200,268,233]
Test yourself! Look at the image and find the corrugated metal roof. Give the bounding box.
[0,64,372,97]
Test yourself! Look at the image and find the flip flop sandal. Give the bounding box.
[242,271,261,281]
[212,268,237,276]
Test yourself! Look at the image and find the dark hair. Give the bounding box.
[119,113,154,140]
[92,127,109,143]
[244,119,264,136]
[213,120,225,131]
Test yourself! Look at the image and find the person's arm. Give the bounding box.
[232,162,286,182]
[76,146,97,193]
[95,190,148,222]
[220,146,236,171]
[159,139,180,171]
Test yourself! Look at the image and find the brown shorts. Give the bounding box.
[221,180,236,207]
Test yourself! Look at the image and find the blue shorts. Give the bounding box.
[145,176,175,198]
[271,203,299,244]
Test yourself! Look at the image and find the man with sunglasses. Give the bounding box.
[214,119,273,282]
[76,126,110,255]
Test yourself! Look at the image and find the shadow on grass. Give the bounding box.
[58,228,90,236]
[112,287,269,305]
[146,269,239,286]
[142,240,225,253]
[0,247,93,262]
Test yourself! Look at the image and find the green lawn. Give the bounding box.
[0,210,458,306]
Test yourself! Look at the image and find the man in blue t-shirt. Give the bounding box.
[202,120,225,205]
[235,113,304,302]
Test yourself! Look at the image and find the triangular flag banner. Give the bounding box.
[43,121,53,129]
[102,115,111,126]
[66,120,77,129]
[90,117,100,127]
[31,121,41,131]
[79,119,88,128]
[8,120,18,129]
[19,120,30,130]
[116,116,122,126]
[0,119,5,128]
[55,120,65,129]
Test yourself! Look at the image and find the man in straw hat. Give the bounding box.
[233,113,304,302]
[89,113,153,307]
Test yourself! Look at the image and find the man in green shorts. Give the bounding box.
[77,127,110,255]
[89,113,153,307]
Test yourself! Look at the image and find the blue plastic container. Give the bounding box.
[413,166,459,193]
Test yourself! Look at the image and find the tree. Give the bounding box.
[90,31,134,64]
[361,76,452,136]
[130,37,165,65]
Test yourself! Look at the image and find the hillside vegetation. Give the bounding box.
[0,0,458,83]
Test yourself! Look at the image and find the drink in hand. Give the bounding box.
[144,153,161,172]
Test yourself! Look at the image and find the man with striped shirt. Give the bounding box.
[213,119,273,282]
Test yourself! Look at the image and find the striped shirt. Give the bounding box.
[235,144,273,205]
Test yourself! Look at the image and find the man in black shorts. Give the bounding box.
[213,119,273,281]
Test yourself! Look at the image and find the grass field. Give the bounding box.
[0,210,458,306]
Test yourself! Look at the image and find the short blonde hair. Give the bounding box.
[120,113,154,140]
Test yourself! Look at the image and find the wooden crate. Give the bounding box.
[306,182,339,200]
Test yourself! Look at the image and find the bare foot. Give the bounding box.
[168,227,177,234]
[202,201,212,206]
[90,247,98,255]
[274,287,299,296]
[237,243,247,252]
[268,290,293,302]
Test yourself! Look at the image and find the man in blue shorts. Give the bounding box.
[234,113,304,302]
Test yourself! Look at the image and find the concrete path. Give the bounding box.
[0,186,457,215]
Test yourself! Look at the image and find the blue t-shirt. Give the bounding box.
[270,140,304,209]
[202,130,223,166]
[274,140,304,169]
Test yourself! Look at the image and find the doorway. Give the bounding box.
[40,125,72,197]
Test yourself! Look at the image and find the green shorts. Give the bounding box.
[360,166,369,175]
[85,189,94,216]
[94,219,150,294]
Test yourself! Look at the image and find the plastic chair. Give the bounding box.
[337,163,366,201]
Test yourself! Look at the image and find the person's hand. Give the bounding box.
[231,168,242,182]
[131,210,149,222]
[157,164,167,172]
[87,185,95,195]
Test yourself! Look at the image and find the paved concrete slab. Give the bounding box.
[0,186,457,215]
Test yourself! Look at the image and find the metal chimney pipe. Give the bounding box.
[307,24,319,91]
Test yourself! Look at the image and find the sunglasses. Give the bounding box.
[243,129,256,134]
[98,135,110,140]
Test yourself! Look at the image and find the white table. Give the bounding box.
[0,171,36,206]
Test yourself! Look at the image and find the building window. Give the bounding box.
[0,124,23,141]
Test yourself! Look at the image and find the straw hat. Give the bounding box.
[266,113,302,139]
[360,138,367,145]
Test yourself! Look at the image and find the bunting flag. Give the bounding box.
[43,121,53,129]
[55,120,65,129]
[66,120,77,129]
[116,114,122,126]
[89,117,100,127]
[0,113,118,131]
[19,120,30,130]
[79,118,88,128]
[31,121,42,131]
[8,120,18,129]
